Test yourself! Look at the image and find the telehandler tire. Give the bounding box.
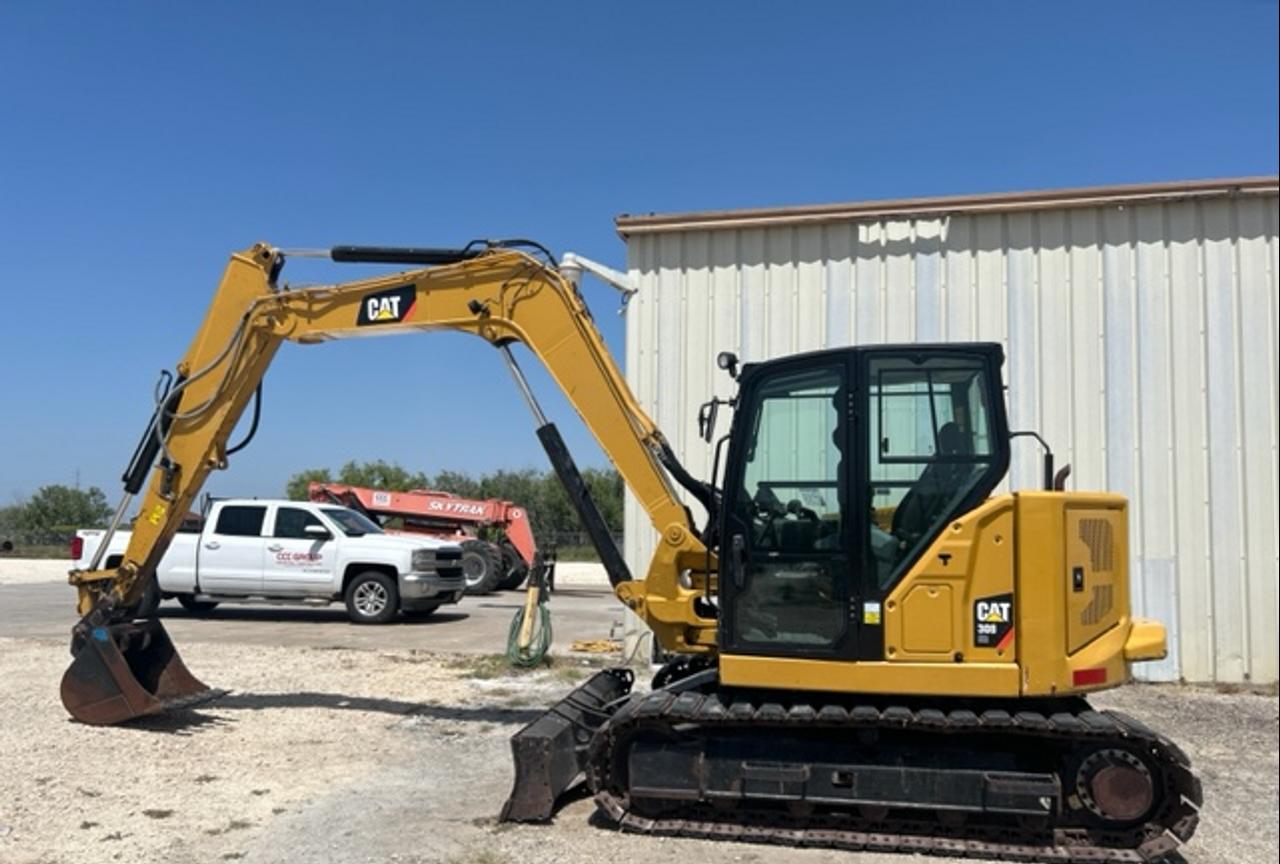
[460,540,504,594]
[496,542,530,591]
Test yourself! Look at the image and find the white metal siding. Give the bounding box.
[622,191,1279,684]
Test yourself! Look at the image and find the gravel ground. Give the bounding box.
[0,554,1275,864]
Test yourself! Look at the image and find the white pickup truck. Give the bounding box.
[73,499,466,623]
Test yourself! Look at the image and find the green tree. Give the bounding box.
[285,468,333,500]
[286,460,430,501]
[0,503,22,537]
[430,469,481,499]
[16,485,113,534]
[336,460,428,491]
[582,467,625,533]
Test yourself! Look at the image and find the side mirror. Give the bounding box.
[697,399,720,443]
[304,524,332,540]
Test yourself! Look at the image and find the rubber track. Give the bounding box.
[587,688,1202,863]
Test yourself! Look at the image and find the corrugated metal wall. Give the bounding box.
[621,188,1279,684]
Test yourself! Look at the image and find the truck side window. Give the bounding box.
[274,507,325,539]
[214,505,266,537]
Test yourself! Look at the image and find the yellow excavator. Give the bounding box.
[61,240,1201,861]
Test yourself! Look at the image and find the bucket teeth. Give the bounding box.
[60,617,217,726]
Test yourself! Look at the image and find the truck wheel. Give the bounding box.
[460,540,504,594]
[345,570,399,624]
[496,543,529,591]
[177,594,220,614]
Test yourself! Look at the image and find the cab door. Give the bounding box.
[719,357,857,658]
[853,346,1010,660]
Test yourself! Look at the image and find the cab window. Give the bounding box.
[273,507,327,539]
[214,505,266,537]
[730,363,848,650]
[866,355,995,589]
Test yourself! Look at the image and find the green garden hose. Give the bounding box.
[506,601,552,667]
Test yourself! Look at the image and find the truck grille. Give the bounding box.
[429,548,464,582]
[412,547,464,581]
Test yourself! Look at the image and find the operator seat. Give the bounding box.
[891,421,972,547]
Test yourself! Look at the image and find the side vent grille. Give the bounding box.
[1081,584,1115,625]
[1078,518,1114,572]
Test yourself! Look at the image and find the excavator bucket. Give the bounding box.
[60,618,221,725]
[500,668,634,822]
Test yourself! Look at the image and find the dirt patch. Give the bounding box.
[447,652,610,683]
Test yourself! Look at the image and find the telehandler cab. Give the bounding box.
[61,240,1199,861]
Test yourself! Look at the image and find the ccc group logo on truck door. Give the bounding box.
[357,284,417,326]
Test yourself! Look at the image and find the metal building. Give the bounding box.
[616,177,1279,684]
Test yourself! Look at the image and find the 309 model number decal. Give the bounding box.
[973,592,1014,649]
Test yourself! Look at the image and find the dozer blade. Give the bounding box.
[500,667,633,822]
[60,617,222,725]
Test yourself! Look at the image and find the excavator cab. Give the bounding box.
[716,343,1009,659]
[503,342,1013,819]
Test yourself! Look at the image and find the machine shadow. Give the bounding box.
[81,690,541,735]
[214,690,543,725]
[155,607,470,626]
[98,708,233,736]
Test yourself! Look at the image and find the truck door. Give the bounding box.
[198,504,267,594]
[262,505,337,596]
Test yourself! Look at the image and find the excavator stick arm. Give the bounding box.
[63,245,286,724]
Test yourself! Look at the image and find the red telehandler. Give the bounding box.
[308,482,536,594]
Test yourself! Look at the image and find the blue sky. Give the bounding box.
[1,1,1276,505]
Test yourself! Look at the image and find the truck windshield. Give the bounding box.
[320,507,384,537]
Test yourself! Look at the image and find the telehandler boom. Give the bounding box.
[309,482,538,593]
[62,240,1200,861]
